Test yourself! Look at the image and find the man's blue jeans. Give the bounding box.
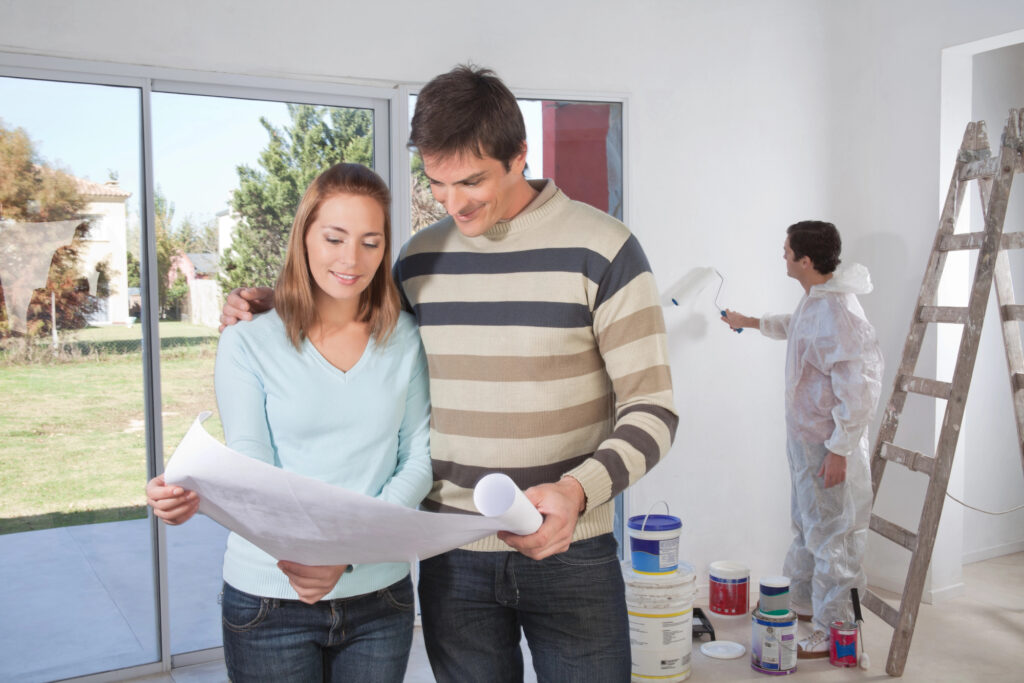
[220,576,414,682]
[418,533,630,682]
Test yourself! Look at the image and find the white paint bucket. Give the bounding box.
[708,560,749,616]
[623,562,696,682]
[627,504,682,574]
[750,608,798,675]
[758,576,791,616]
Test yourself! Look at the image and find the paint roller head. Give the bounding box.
[660,267,719,307]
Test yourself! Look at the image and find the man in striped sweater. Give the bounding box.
[222,65,677,682]
[400,66,677,682]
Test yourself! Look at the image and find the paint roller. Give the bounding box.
[660,266,742,333]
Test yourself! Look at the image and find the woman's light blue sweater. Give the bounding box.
[214,309,431,600]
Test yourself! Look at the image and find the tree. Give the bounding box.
[410,153,447,232]
[175,215,218,254]
[0,119,99,338]
[219,105,374,290]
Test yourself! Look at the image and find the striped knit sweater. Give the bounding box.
[394,180,678,551]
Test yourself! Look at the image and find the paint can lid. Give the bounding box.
[709,560,749,578]
[627,513,681,531]
[700,640,746,659]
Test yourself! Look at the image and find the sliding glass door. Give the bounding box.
[0,58,391,681]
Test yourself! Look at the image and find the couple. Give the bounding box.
[147,65,678,683]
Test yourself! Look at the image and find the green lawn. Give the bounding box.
[0,323,223,534]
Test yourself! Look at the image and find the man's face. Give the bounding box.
[421,148,528,238]
[783,236,802,280]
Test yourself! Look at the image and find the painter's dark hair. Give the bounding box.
[786,220,842,274]
[408,64,525,170]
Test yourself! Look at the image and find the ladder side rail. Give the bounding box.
[982,114,1024,473]
[870,143,973,499]
[883,120,1019,677]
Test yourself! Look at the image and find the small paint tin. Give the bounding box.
[829,621,857,667]
[709,561,749,616]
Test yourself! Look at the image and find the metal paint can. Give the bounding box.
[750,608,798,675]
[829,621,857,667]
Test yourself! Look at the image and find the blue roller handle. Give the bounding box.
[721,310,743,333]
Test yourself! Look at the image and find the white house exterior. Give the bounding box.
[75,176,132,325]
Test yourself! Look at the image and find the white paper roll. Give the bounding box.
[473,473,543,535]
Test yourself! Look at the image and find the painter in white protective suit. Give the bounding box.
[721,220,883,659]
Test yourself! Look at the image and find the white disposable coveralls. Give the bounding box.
[760,263,883,630]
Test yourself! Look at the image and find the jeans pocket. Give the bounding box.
[379,576,415,612]
[222,585,274,633]
[551,533,620,568]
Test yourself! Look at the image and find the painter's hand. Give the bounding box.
[277,561,349,604]
[721,309,754,331]
[818,452,846,488]
[219,286,275,331]
[498,477,585,560]
[146,475,200,525]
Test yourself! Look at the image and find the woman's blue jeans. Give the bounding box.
[220,576,414,682]
[418,533,630,683]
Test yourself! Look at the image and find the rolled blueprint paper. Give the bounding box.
[473,472,543,535]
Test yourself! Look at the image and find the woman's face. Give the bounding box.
[304,192,386,307]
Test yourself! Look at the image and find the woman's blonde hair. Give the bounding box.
[275,163,400,349]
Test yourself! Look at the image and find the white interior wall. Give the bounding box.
[3,0,1024,600]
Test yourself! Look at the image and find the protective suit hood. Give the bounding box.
[809,263,873,297]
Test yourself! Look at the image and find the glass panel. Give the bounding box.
[150,92,376,654]
[0,75,155,680]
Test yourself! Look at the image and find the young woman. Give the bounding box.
[146,163,432,682]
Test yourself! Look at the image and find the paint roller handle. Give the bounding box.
[720,310,743,333]
[851,588,863,623]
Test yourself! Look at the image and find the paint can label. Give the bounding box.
[829,621,857,667]
[709,575,748,615]
[751,610,797,675]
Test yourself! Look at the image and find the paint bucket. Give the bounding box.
[758,576,791,616]
[623,562,696,682]
[829,621,858,667]
[750,608,798,675]
[708,560,749,616]
[627,503,682,574]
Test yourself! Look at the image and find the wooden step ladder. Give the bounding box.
[863,109,1024,677]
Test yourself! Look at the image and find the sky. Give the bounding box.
[2,75,546,234]
[1,75,295,226]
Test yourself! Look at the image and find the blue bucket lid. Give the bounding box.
[628,514,681,531]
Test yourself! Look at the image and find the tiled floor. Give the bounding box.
[1,515,1020,682]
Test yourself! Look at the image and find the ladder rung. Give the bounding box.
[880,442,935,476]
[938,231,1024,251]
[1002,304,1024,321]
[870,514,919,552]
[958,155,997,181]
[918,306,968,324]
[861,589,899,629]
[900,375,952,400]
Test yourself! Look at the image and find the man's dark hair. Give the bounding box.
[408,64,526,170]
[787,220,842,274]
